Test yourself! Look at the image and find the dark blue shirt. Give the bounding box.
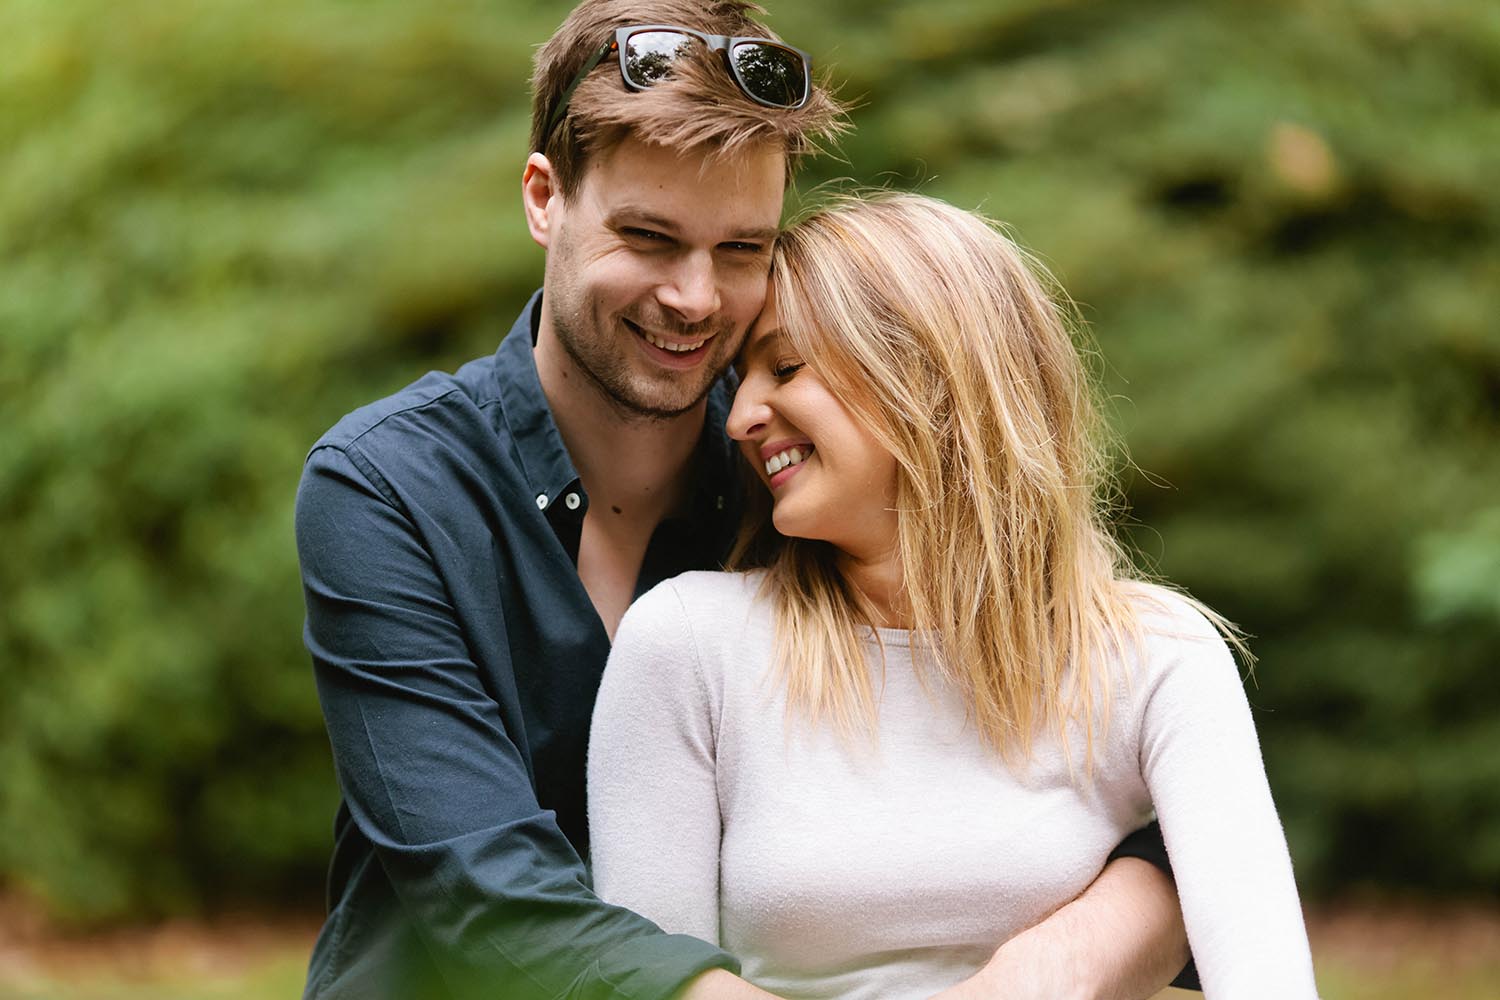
[296,291,741,999]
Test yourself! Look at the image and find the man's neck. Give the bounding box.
[534,319,711,639]
[555,401,704,524]
[534,327,705,528]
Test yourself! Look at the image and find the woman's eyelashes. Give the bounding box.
[772,358,805,379]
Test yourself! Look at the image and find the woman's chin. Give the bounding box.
[770,504,817,543]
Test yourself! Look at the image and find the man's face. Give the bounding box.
[539,135,786,420]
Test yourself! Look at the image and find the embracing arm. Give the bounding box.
[930,853,1189,1000]
[937,605,1319,1000]
[298,446,733,1000]
[677,971,781,1000]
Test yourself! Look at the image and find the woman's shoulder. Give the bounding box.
[619,570,771,645]
[1116,580,1244,690]
[635,568,768,616]
[1124,582,1223,638]
[611,571,775,696]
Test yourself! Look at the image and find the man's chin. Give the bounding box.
[601,376,718,423]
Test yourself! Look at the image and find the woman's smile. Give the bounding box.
[727,294,900,561]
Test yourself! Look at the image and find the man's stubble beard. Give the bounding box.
[546,271,736,424]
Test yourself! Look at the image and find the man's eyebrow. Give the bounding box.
[605,208,679,231]
[728,226,781,243]
[605,208,779,244]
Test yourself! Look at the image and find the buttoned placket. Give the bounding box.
[539,478,589,565]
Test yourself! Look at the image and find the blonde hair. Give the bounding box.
[530,0,847,196]
[731,192,1247,764]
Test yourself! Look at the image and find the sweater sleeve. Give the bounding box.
[589,581,724,945]
[1136,601,1321,1000]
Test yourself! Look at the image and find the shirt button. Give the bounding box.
[564,492,582,510]
[535,494,548,510]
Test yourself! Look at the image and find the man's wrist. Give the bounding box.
[678,968,780,1000]
[972,856,1190,1000]
[974,916,1098,1000]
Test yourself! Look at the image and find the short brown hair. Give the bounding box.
[530,0,845,195]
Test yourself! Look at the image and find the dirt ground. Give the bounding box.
[2,896,1498,997]
[1310,899,1500,971]
[0,897,320,987]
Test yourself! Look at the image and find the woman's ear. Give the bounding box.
[522,152,560,249]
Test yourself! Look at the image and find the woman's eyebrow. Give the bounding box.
[747,328,783,353]
[733,328,779,377]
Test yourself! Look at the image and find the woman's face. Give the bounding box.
[726,293,900,561]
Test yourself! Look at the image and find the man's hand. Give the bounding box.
[678,969,783,1000]
[928,857,1189,1000]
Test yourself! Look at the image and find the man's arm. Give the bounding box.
[678,970,781,1000]
[930,856,1189,1000]
[297,445,734,1000]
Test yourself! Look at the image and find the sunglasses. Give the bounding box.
[539,24,812,151]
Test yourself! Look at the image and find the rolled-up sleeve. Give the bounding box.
[297,444,736,1000]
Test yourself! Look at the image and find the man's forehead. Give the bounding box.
[581,136,785,209]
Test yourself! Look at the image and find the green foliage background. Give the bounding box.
[2,0,1497,923]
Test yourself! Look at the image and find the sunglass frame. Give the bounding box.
[539,24,812,151]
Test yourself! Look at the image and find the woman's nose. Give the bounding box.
[726,377,770,442]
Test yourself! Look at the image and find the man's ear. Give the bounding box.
[522,152,560,250]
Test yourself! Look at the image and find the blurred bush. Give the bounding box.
[0,0,555,921]
[1,0,1496,922]
[778,0,1500,897]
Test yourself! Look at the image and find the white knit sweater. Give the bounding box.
[588,571,1319,999]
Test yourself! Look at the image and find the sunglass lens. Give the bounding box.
[623,30,694,87]
[730,42,807,107]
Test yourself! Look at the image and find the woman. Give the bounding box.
[588,193,1319,999]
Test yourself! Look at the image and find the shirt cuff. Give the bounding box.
[1106,821,1200,992]
[589,932,740,1000]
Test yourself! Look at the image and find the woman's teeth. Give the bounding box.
[642,330,708,353]
[765,446,812,476]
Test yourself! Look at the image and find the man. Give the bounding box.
[296,2,1196,998]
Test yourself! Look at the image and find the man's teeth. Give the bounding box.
[765,447,811,476]
[642,330,708,353]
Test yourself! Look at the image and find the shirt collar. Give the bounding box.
[494,290,580,511]
[691,372,739,519]
[494,289,741,521]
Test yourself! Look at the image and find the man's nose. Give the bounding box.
[657,251,721,325]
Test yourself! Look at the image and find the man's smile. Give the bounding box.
[623,317,718,365]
